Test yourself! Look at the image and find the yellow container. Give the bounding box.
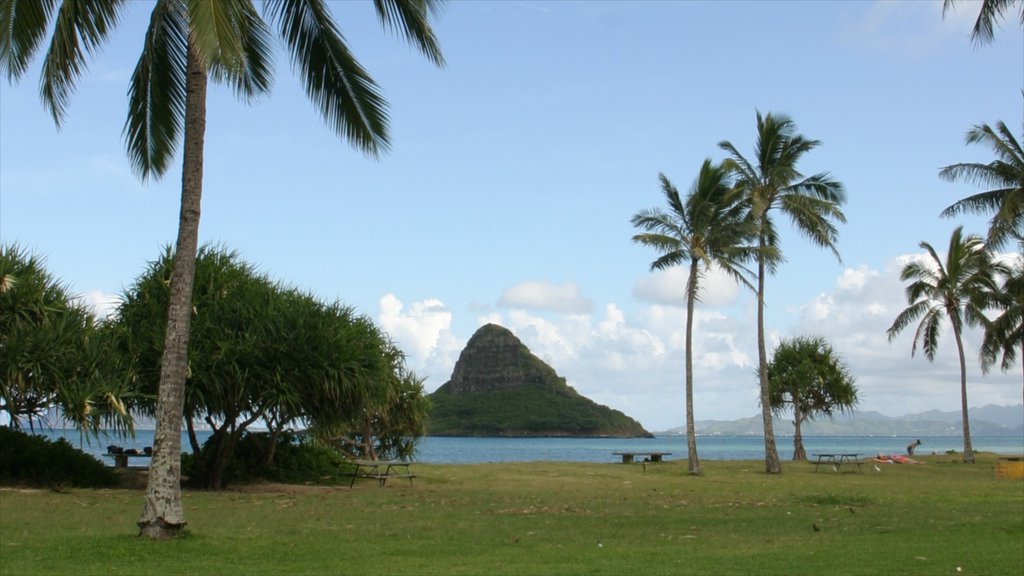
[995,457,1024,480]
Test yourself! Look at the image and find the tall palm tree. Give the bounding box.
[1,0,445,539]
[939,121,1024,251]
[942,0,1023,46]
[631,159,760,476]
[887,227,1007,464]
[719,111,846,474]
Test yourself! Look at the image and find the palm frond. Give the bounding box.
[265,0,390,157]
[39,0,128,125]
[123,0,188,179]
[0,0,58,81]
[206,0,274,102]
[372,0,445,66]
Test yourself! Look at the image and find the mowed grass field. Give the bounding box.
[1,453,1021,576]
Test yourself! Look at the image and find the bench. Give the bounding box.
[813,453,862,473]
[613,452,671,464]
[348,460,416,487]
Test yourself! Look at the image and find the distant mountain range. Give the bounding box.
[656,404,1024,437]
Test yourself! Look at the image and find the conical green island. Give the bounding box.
[428,324,652,437]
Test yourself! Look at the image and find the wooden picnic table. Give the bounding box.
[612,452,672,464]
[105,452,152,468]
[349,460,416,487]
[813,453,862,473]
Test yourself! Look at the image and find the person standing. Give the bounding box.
[907,439,922,455]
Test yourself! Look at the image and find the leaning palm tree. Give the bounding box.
[939,121,1024,251]
[942,0,1023,46]
[887,227,1007,464]
[1,0,445,539]
[631,159,760,476]
[719,112,846,474]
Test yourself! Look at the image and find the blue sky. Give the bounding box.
[1,1,1021,431]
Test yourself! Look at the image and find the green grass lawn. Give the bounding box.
[2,453,1022,576]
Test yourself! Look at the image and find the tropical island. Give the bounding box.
[428,324,652,438]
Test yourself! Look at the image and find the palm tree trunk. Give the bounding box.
[684,260,701,475]
[138,42,207,539]
[757,234,781,474]
[952,322,975,463]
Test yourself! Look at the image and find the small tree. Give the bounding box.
[766,335,858,461]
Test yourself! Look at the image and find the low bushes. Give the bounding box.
[0,426,117,488]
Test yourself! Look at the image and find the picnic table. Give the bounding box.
[349,460,416,487]
[612,452,671,464]
[105,452,151,468]
[813,453,862,473]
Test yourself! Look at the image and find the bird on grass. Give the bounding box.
[812,523,821,532]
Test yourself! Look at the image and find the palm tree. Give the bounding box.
[1,0,445,538]
[939,121,1024,251]
[887,227,1007,464]
[631,159,760,476]
[981,260,1024,403]
[942,0,1023,46]
[766,335,858,461]
[719,112,846,474]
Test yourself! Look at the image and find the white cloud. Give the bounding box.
[377,294,462,389]
[498,280,593,314]
[77,290,120,320]
[632,265,742,307]
[377,252,1020,431]
[837,0,967,60]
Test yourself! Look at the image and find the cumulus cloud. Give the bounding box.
[78,290,120,320]
[377,294,462,389]
[498,280,593,314]
[632,265,741,307]
[376,253,1020,431]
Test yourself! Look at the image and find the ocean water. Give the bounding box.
[34,429,1024,465]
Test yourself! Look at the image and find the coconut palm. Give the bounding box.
[1,0,445,538]
[942,0,1023,46]
[719,112,846,474]
[631,159,760,476]
[981,259,1024,402]
[887,227,1008,464]
[939,121,1024,251]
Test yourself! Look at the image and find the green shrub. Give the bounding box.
[191,431,352,487]
[0,426,117,487]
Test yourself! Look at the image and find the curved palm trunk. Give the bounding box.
[684,260,701,475]
[757,234,781,474]
[951,321,975,463]
[138,43,207,539]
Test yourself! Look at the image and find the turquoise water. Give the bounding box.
[36,429,1024,465]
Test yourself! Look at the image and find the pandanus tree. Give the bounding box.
[719,112,846,474]
[0,243,133,438]
[1,0,445,538]
[766,335,858,461]
[887,227,1008,464]
[632,159,760,476]
[115,246,426,488]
